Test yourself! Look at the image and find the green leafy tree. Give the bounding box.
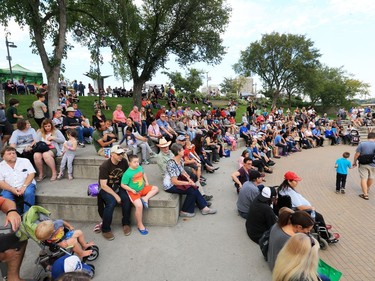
[163,68,204,94]
[76,0,231,106]
[220,76,247,95]
[304,65,370,111]
[0,0,74,114]
[234,32,321,107]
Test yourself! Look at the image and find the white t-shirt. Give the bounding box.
[0,157,36,189]
[9,128,37,154]
[278,186,311,209]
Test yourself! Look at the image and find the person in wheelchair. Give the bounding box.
[278,171,338,242]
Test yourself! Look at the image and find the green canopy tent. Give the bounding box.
[0,64,43,84]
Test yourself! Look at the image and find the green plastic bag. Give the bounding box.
[318,259,342,281]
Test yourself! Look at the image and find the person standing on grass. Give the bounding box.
[334,152,352,194]
[32,93,48,128]
[121,155,159,235]
[353,132,375,200]
[6,98,23,130]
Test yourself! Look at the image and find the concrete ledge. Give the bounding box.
[36,177,180,226]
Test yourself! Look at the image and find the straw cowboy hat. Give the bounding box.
[157,138,171,148]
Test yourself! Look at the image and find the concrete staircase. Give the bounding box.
[36,138,245,226]
[36,146,180,226]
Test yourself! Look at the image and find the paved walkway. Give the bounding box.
[7,145,373,280]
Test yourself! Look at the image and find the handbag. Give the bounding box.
[176,174,197,191]
[32,141,50,153]
[87,183,99,197]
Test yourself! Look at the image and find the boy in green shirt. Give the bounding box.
[121,155,159,235]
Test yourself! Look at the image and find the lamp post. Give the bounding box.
[5,32,17,83]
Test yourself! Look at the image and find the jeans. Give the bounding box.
[99,187,131,233]
[165,185,207,213]
[1,183,36,214]
[76,127,94,143]
[336,173,347,191]
[141,121,147,136]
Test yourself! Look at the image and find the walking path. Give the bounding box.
[10,145,374,280]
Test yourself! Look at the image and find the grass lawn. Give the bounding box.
[5,94,248,129]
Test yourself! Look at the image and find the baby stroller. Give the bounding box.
[349,129,360,146]
[17,205,99,280]
[274,194,339,250]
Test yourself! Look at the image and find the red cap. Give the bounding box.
[284,171,302,181]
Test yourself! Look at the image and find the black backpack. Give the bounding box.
[259,228,271,261]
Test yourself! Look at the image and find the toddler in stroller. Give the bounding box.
[349,129,360,145]
[16,205,98,280]
[35,220,95,260]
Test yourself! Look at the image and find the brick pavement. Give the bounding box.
[3,144,373,281]
[264,144,375,281]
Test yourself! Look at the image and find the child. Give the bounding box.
[35,219,94,259]
[334,152,352,194]
[224,131,237,151]
[58,129,78,180]
[121,155,159,235]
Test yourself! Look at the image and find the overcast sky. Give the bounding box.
[1,0,374,96]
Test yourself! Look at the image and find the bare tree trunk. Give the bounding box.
[132,79,145,108]
[47,68,60,116]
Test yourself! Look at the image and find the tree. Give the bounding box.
[304,65,370,111]
[234,32,321,107]
[220,76,247,95]
[163,68,204,94]
[0,0,73,115]
[76,0,231,106]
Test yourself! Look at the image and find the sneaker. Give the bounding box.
[142,160,150,165]
[201,181,207,186]
[203,195,213,201]
[123,225,132,236]
[341,189,345,194]
[201,208,217,215]
[57,172,63,180]
[79,142,86,147]
[102,231,115,241]
[335,190,340,194]
[179,211,195,217]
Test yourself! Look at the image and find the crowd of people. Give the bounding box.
[0,84,367,280]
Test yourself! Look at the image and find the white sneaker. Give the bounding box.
[142,160,150,165]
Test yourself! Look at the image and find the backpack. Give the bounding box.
[259,228,271,261]
[26,107,35,118]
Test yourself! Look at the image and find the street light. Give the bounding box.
[5,32,17,83]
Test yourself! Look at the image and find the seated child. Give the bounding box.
[224,131,237,151]
[35,219,94,259]
[121,155,159,235]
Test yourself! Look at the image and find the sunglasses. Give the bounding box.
[116,152,124,156]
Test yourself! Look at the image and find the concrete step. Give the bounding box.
[36,171,180,226]
[35,137,247,227]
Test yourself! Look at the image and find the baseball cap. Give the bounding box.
[177,135,186,141]
[258,186,277,202]
[284,171,302,181]
[110,145,125,154]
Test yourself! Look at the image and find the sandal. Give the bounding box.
[93,222,102,233]
[36,175,46,182]
[359,194,369,200]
